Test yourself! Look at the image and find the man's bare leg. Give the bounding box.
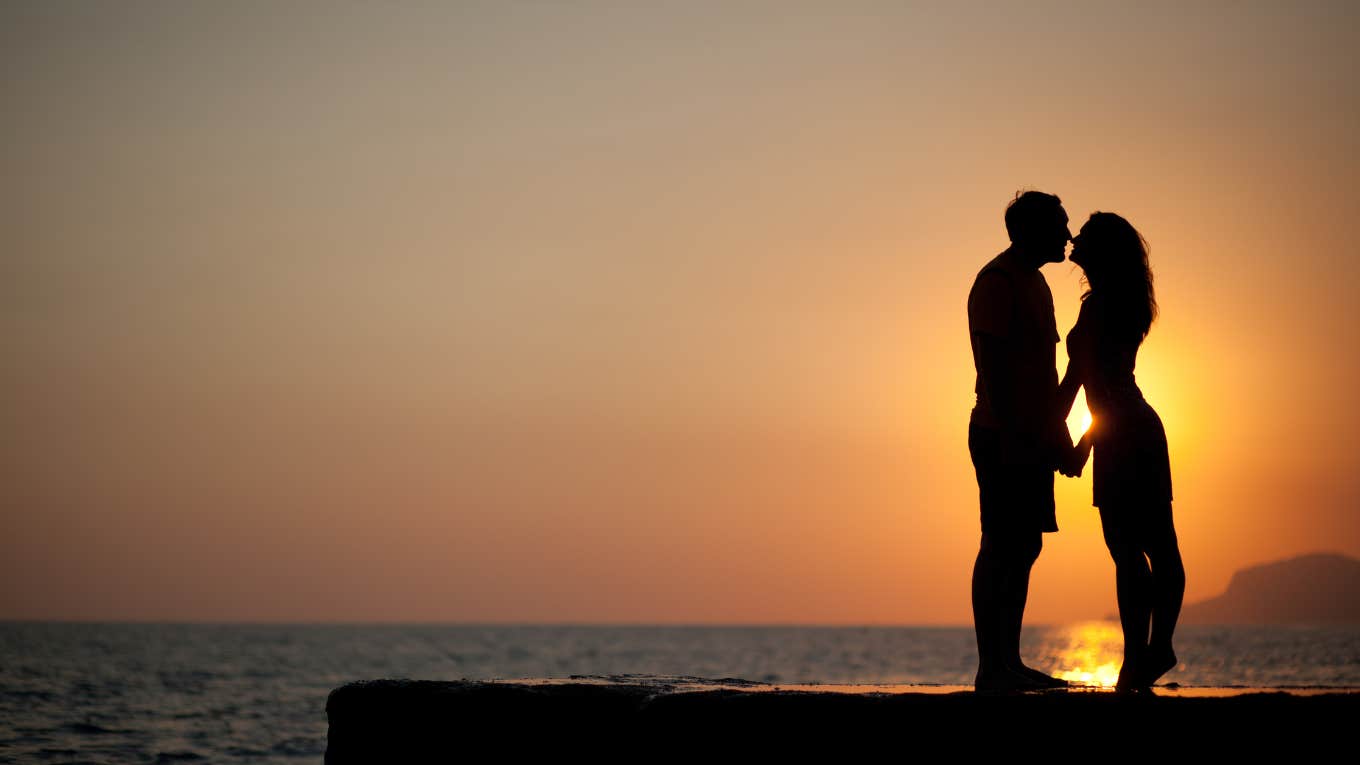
[1001,533,1067,688]
[973,538,1041,690]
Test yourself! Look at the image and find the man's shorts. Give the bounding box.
[968,423,1058,536]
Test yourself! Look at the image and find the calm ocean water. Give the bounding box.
[2,621,1357,763]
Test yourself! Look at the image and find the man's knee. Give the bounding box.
[982,530,1042,566]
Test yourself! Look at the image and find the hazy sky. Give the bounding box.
[4,1,1357,624]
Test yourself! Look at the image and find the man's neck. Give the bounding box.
[1003,245,1045,272]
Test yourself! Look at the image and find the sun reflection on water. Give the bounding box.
[1042,622,1125,688]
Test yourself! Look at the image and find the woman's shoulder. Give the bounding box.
[1082,292,1147,347]
[1079,292,1124,326]
[1074,293,1105,327]
[1066,297,1097,349]
[1071,294,1125,346]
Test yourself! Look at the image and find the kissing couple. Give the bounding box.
[967,190,1186,692]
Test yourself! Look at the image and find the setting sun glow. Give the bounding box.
[1066,395,1094,442]
[1049,623,1126,688]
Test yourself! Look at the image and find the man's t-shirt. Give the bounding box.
[967,249,1059,436]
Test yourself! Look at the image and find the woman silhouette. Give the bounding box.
[1058,212,1186,691]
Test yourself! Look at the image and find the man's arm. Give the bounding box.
[972,332,1018,431]
[968,270,1027,463]
[974,332,1044,468]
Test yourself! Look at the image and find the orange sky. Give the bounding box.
[4,2,1358,624]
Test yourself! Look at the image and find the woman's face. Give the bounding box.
[1069,222,1095,273]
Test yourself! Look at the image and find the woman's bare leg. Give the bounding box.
[1143,503,1184,685]
[1101,508,1153,691]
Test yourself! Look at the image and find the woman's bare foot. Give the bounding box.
[1142,645,1178,687]
[1115,661,1152,694]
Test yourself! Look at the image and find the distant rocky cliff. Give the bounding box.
[1180,553,1360,625]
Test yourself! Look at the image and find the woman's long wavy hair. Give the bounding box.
[1079,212,1158,340]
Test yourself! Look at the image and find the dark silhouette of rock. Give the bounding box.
[1180,552,1360,625]
[324,676,1356,760]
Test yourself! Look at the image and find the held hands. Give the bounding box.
[1059,430,1093,478]
[1007,420,1092,476]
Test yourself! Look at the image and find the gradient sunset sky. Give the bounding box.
[4,1,1357,624]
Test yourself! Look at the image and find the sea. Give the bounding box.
[2,621,1357,764]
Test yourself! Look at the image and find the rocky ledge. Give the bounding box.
[326,675,1357,761]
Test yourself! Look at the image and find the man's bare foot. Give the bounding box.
[975,667,1044,692]
[1142,645,1178,687]
[1016,664,1069,688]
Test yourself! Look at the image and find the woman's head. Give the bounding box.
[1071,212,1158,338]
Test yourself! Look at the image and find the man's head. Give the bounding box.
[1004,190,1071,265]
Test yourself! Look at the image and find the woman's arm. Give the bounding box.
[1064,428,1094,477]
[1051,307,1088,476]
[1063,298,1115,477]
[1055,358,1082,422]
[1055,299,1093,422]
[1051,361,1083,477]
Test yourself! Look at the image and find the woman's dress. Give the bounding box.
[1066,295,1173,508]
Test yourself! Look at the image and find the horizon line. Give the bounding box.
[0,618,1102,629]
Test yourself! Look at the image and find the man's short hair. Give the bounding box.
[1005,191,1063,244]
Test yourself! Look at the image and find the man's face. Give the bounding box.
[1041,207,1073,264]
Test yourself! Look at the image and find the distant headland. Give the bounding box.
[1180,552,1360,625]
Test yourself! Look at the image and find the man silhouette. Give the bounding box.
[967,190,1072,690]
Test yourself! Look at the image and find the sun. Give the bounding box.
[1066,392,1094,441]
